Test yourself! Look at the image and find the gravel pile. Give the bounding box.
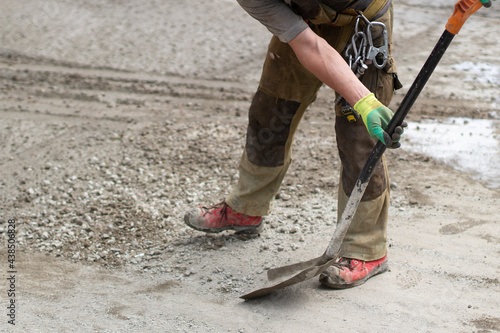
[1,112,342,271]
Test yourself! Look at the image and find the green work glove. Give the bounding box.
[480,0,492,7]
[354,93,407,149]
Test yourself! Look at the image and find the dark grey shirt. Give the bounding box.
[237,0,355,43]
[237,0,309,43]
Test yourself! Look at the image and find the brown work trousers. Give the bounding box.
[227,6,399,261]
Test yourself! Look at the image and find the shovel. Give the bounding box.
[241,0,491,300]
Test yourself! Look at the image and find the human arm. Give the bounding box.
[288,27,370,107]
[289,28,405,147]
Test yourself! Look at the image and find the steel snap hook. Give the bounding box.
[365,21,389,69]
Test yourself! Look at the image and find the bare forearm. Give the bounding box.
[288,28,370,106]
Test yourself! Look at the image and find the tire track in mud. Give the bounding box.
[0,54,263,269]
[1,53,492,127]
[0,53,256,124]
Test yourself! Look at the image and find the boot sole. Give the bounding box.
[184,215,264,234]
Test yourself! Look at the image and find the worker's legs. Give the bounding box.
[333,5,398,261]
[226,36,324,216]
[320,5,400,288]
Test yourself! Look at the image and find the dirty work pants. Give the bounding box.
[226,7,397,261]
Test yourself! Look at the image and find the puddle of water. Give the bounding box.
[451,62,500,85]
[404,117,500,189]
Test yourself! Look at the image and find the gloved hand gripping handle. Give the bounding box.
[386,0,490,137]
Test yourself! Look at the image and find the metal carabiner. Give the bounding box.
[345,30,367,72]
[365,21,388,69]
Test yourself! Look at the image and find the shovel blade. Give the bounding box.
[240,254,337,300]
[267,252,329,280]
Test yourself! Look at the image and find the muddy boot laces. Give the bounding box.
[200,201,229,225]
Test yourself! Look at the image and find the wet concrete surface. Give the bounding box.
[405,117,500,189]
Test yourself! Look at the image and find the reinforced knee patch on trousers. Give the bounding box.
[246,90,300,167]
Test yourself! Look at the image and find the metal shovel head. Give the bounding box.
[240,252,337,300]
[240,180,368,300]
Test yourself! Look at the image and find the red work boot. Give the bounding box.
[184,201,263,233]
[319,255,388,289]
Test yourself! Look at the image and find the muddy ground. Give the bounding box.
[0,0,499,332]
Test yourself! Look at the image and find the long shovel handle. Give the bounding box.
[325,0,490,258]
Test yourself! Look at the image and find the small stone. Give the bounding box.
[280,193,291,201]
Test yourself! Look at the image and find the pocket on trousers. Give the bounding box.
[363,56,401,107]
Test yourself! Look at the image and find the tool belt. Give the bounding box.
[289,0,392,26]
